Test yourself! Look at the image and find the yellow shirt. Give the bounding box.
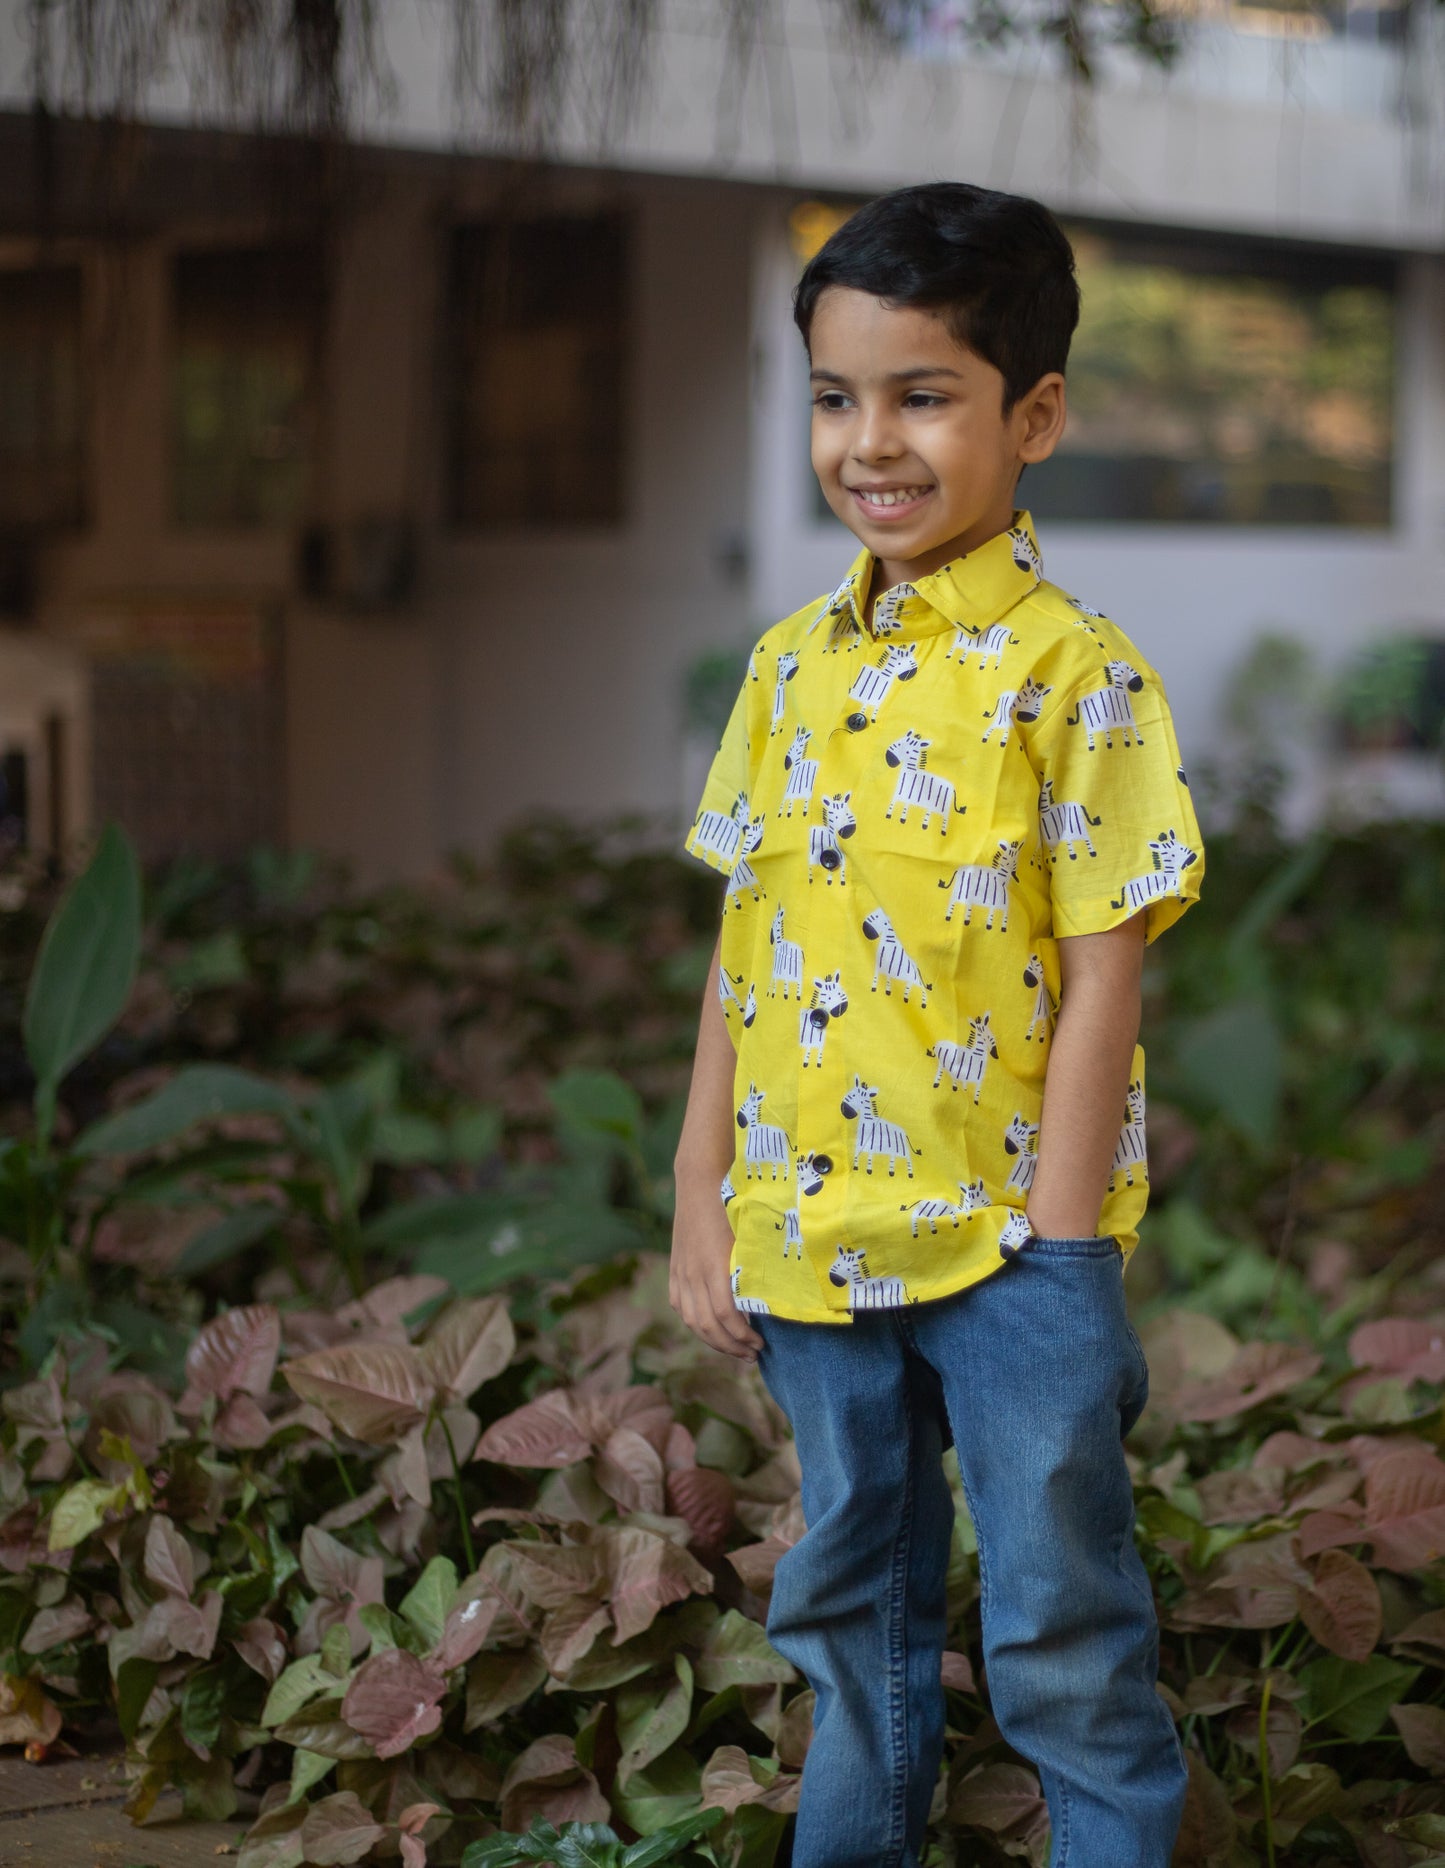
[682,511,1204,1323]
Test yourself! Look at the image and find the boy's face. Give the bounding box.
[808,286,1066,596]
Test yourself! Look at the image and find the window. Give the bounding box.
[171,246,322,528]
[447,212,629,528]
[0,265,85,530]
[1027,230,1395,526]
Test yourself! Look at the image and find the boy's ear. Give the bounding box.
[1016,372,1067,466]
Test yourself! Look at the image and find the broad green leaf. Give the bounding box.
[549,1069,644,1143]
[617,1656,694,1787]
[400,1555,459,1650]
[285,1746,336,1805]
[174,1202,281,1277]
[115,1657,159,1740]
[1300,1653,1421,1743]
[611,1749,704,1837]
[23,822,141,1138]
[1172,994,1281,1153]
[262,1654,335,1728]
[75,1064,297,1159]
[553,1825,625,1868]
[622,1807,725,1867]
[180,1665,228,1756]
[694,1610,796,1693]
[47,1478,129,1551]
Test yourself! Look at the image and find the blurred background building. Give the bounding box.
[0,0,1442,881]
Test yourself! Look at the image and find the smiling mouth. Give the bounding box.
[849,484,934,513]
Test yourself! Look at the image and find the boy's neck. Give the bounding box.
[864,501,1023,623]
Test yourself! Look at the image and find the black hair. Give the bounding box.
[793,182,1080,412]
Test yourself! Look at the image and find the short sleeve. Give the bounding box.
[1030,653,1205,946]
[682,668,753,879]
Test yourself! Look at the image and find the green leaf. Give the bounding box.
[548,1069,644,1144]
[461,1841,528,1868]
[1300,1654,1422,1742]
[74,1064,297,1159]
[553,1825,625,1868]
[1172,994,1281,1154]
[23,822,141,1141]
[116,1658,159,1740]
[413,1200,647,1295]
[174,1202,281,1277]
[47,1478,129,1551]
[286,1746,335,1806]
[621,1807,725,1866]
[400,1555,459,1650]
[262,1654,335,1729]
[694,1610,795,1693]
[373,1111,451,1165]
[180,1666,229,1756]
[617,1656,694,1787]
[611,1749,704,1837]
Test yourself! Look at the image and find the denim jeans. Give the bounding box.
[753,1234,1187,1868]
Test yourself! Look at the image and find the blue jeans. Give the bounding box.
[753,1235,1187,1868]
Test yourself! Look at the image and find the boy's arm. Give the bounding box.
[671,930,763,1362]
[1025,913,1147,1239]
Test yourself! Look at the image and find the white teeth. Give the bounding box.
[859,486,930,507]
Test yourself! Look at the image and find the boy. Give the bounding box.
[672,183,1203,1867]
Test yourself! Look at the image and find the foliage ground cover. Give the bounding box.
[1,808,1444,1867]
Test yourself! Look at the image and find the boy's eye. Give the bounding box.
[903,393,945,408]
[813,392,852,411]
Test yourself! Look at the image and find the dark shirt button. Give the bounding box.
[845,711,869,733]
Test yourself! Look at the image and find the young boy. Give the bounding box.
[671,182,1203,1867]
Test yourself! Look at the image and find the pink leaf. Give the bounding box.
[1294,1549,1382,1662]
[1172,1342,1322,1423]
[1349,1319,1445,1385]
[595,1427,666,1516]
[397,1801,441,1837]
[499,1734,609,1835]
[400,1837,426,1868]
[298,1789,386,1865]
[1365,1451,1445,1570]
[940,1650,976,1692]
[601,1527,713,1644]
[214,1392,273,1451]
[666,1466,735,1549]
[1296,1504,1365,1559]
[1392,1702,1445,1775]
[474,1391,591,1469]
[143,1514,197,1597]
[232,1616,287,1683]
[508,1542,607,1613]
[421,1296,515,1404]
[540,1598,613,1679]
[296,1527,385,1657]
[948,1762,1049,1839]
[341,1648,446,1761]
[20,1599,94,1654]
[282,1344,435,1445]
[334,1275,450,1338]
[180,1305,280,1412]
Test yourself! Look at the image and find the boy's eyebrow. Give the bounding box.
[809,365,966,384]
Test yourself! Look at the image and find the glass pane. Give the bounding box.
[1028,231,1394,526]
[170,248,318,530]
[448,213,628,529]
[0,265,85,529]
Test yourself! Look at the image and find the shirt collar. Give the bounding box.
[805,510,1044,644]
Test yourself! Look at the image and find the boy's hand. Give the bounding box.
[670,1177,763,1363]
[670,930,762,1363]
